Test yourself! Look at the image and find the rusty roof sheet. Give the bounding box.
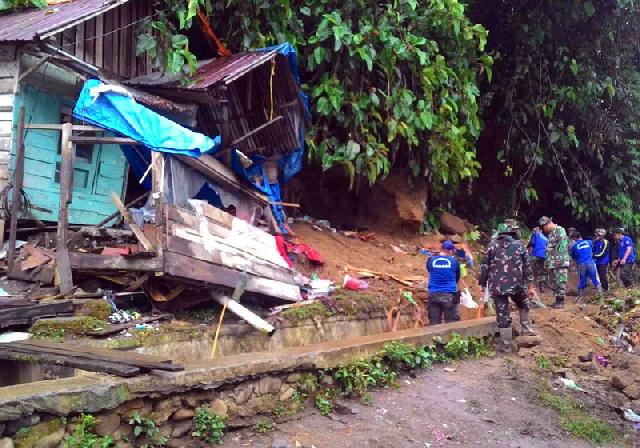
[127,51,277,90]
[0,0,131,42]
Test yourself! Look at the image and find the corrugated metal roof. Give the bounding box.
[127,51,277,90]
[0,0,131,42]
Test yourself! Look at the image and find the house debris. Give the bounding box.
[0,0,313,362]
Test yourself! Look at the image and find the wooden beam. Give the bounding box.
[7,106,25,273]
[56,122,74,251]
[151,151,165,256]
[110,191,155,251]
[0,300,73,329]
[18,55,52,82]
[69,136,139,145]
[24,124,103,131]
[68,251,163,272]
[231,115,283,147]
[55,248,74,292]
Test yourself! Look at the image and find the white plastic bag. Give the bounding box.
[460,288,478,308]
[483,285,491,303]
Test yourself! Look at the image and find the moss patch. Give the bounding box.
[14,418,63,448]
[76,299,112,320]
[31,316,108,338]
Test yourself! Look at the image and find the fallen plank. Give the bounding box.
[68,252,163,272]
[8,262,55,284]
[0,349,141,377]
[6,341,183,371]
[345,265,425,287]
[111,191,155,252]
[85,314,173,337]
[0,300,74,329]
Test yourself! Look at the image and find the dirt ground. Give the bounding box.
[218,283,640,448]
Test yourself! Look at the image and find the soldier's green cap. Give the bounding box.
[538,216,552,226]
[496,220,519,235]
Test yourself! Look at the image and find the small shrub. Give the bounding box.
[536,355,551,370]
[192,407,225,445]
[66,414,113,448]
[129,413,167,448]
[314,392,333,416]
[254,418,275,433]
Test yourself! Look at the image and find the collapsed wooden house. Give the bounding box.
[0,0,309,306]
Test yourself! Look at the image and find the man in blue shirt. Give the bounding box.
[613,228,635,287]
[593,229,610,292]
[527,227,548,308]
[426,240,461,325]
[570,232,601,303]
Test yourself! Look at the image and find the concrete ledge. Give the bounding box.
[0,317,497,422]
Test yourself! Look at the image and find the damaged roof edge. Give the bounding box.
[0,0,132,43]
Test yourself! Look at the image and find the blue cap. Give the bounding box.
[442,240,456,251]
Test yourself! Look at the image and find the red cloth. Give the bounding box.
[285,242,325,265]
[274,236,293,267]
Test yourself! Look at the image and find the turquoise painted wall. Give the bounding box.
[11,85,128,225]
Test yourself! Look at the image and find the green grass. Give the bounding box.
[540,389,618,445]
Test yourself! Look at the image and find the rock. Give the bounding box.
[577,352,593,362]
[515,335,543,348]
[611,375,634,390]
[153,397,182,424]
[0,424,5,438]
[117,399,146,417]
[440,211,473,235]
[209,399,228,419]
[0,438,13,448]
[168,438,189,448]
[271,437,293,448]
[94,413,121,437]
[116,424,133,440]
[158,424,172,438]
[333,401,359,415]
[631,399,640,410]
[279,387,295,402]
[320,375,334,387]
[285,373,301,384]
[33,428,64,448]
[554,368,577,382]
[623,382,640,400]
[171,409,195,422]
[115,442,129,448]
[259,376,283,395]
[572,362,597,373]
[234,385,254,406]
[181,393,200,409]
[171,421,192,439]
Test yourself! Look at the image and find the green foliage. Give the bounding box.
[466,0,640,231]
[463,229,481,243]
[536,355,550,370]
[253,417,275,434]
[314,391,334,416]
[192,407,225,445]
[0,0,46,13]
[539,389,617,445]
[128,413,168,448]
[142,0,491,189]
[443,333,494,360]
[66,414,113,448]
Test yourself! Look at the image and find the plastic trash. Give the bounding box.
[403,291,417,306]
[595,354,609,367]
[460,263,468,278]
[559,377,585,392]
[0,332,30,343]
[460,288,478,309]
[482,285,491,303]
[633,422,640,431]
[343,274,369,291]
[624,409,640,423]
[419,248,433,257]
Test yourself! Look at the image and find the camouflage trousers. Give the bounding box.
[548,268,568,298]
[494,292,529,328]
[531,257,547,289]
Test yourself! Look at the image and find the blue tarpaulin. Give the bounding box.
[73,79,221,157]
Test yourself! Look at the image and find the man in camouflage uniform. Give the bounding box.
[539,216,570,309]
[479,221,537,351]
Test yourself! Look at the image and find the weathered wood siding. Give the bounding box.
[11,85,127,225]
[0,45,17,189]
[48,0,155,79]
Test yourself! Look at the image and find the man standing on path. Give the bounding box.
[539,216,570,309]
[593,229,610,292]
[570,232,602,303]
[527,226,548,308]
[479,221,537,351]
[613,228,635,288]
[426,240,461,325]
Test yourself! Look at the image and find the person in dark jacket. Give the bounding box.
[613,228,635,287]
[479,221,537,351]
[570,232,602,303]
[593,228,610,292]
[426,240,461,325]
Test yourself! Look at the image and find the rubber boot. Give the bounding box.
[551,296,565,309]
[499,327,514,352]
[519,309,538,336]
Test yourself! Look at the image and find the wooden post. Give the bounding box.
[55,122,74,291]
[7,106,26,273]
[151,151,165,257]
[220,86,231,166]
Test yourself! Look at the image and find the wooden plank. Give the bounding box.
[69,136,139,145]
[7,106,25,272]
[55,248,74,292]
[56,122,73,251]
[76,227,133,238]
[75,21,85,60]
[24,339,174,365]
[8,263,55,284]
[84,18,96,66]
[0,349,141,377]
[164,251,301,302]
[166,236,297,285]
[24,124,103,131]
[110,191,155,251]
[151,151,165,256]
[0,300,73,329]
[103,9,113,72]
[95,14,104,68]
[68,251,163,272]
[119,3,128,77]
